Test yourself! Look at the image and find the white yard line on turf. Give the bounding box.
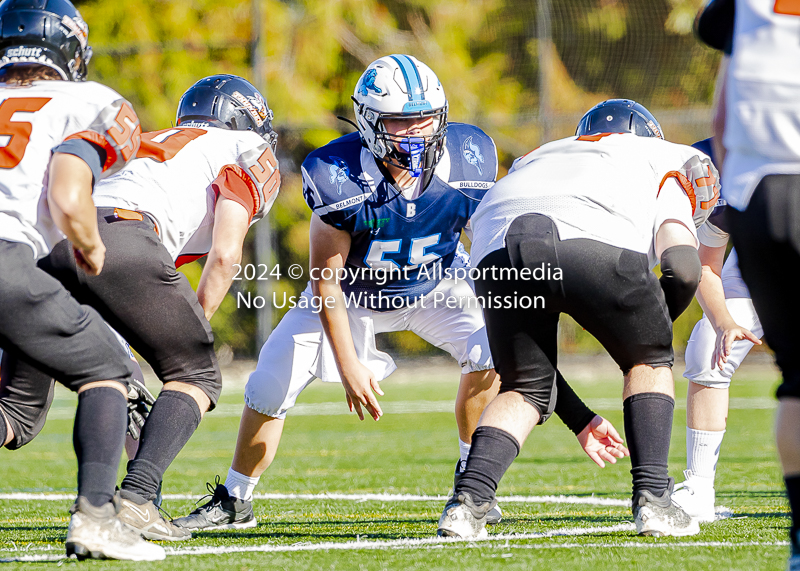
[41,397,777,420]
[510,541,790,549]
[2,524,788,562]
[2,528,786,562]
[0,491,631,506]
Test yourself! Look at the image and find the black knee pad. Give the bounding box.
[498,372,557,424]
[659,245,701,321]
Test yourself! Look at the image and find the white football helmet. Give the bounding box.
[352,54,448,181]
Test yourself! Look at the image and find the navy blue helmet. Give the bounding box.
[0,0,92,81]
[176,74,278,151]
[576,99,664,140]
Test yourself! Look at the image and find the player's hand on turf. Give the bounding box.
[126,376,156,440]
[73,243,106,276]
[576,415,629,468]
[713,324,761,370]
[340,361,384,421]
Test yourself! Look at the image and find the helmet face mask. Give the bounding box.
[361,108,447,177]
[0,0,92,82]
[576,98,664,140]
[353,54,448,180]
[176,74,278,151]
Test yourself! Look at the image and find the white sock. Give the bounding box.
[458,439,471,472]
[686,428,725,482]
[224,468,260,501]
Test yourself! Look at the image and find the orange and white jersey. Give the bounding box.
[0,80,140,259]
[723,0,800,209]
[470,133,713,268]
[93,126,280,265]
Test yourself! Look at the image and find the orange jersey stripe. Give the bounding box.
[64,130,118,172]
[212,164,259,219]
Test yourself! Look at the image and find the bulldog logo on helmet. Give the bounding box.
[358,69,382,97]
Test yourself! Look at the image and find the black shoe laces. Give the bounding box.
[157,502,178,522]
[191,475,225,513]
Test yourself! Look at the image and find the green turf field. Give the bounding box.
[0,358,790,569]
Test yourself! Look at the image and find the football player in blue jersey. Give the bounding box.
[670,138,763,522]
[174,55,628,532]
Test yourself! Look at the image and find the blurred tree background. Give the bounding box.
[76,0,723,359]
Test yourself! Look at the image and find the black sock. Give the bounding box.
[73,387,127,508]
[121,390,202,502]
[453,426,520,505]
[623,392,675,497]
[786,475,800,546]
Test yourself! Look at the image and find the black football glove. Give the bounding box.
[127,374,156,440]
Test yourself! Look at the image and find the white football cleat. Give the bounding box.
[66,497,166,561]
[633,481,700,538]
[671,470,716,523]
[437,492,493,539]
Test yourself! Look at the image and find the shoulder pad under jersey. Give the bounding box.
[442,122,498,200]
[301,132,372,230]
[691,138,717,167]
[63,82,142,176]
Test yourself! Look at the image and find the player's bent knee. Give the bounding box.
[76,379,128,396]
[687,375,731,390]
[461,328,494,373]
[160,369,222,410]
[498,376,557,424]
[243,371,295,419]
[162,382,212,414]
[0,404,45,450]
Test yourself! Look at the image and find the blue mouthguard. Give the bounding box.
[399,137,425,177]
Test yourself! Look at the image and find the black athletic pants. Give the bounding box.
[0,208,220,448]
[728,175,800,396]
[0,240,133,445]
[475,214,674,421]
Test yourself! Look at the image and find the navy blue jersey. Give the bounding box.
[302,123,497,309]
[692,137,729,234]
